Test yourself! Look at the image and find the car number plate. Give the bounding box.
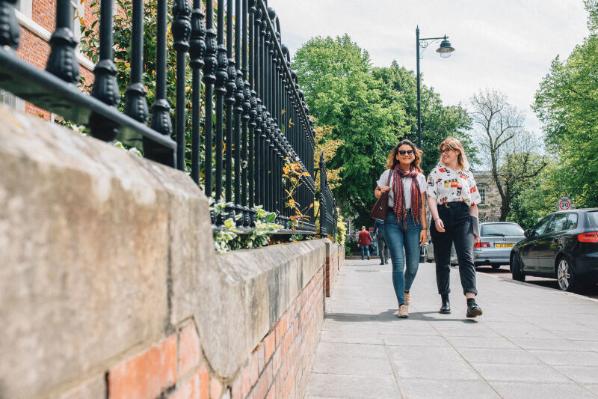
[495,243,514,248]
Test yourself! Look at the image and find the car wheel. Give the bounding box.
[511,253,525,282]
[556,256,577,292]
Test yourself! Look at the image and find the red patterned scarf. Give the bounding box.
[392,165,422,226]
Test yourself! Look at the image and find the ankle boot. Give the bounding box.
[466,298,483,318]
[439,294,451,314]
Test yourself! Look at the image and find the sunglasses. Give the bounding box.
[398,150,415,155]
[440,148,456,154]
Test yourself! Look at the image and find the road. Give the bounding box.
[476,265,598,300]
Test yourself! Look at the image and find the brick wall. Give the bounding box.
[51,265,325,399]
[101,264,325,399]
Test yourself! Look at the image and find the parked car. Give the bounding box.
[510,208,598,291]
[474,222,525,269]
[423,240,457,265]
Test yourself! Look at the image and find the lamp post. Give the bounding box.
[416,26,454,148]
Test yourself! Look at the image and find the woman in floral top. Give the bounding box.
[427,137,483,318]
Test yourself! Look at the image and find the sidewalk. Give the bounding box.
[305,259,598,399]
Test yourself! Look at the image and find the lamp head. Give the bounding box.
[436,36,454,58]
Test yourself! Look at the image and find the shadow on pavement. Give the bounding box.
[407,311,479,323]
[325,309,399,323]
[325,310,479,324]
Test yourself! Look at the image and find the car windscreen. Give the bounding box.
[481,223,524,237]
[587,211,598,228]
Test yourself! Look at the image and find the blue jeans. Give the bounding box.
[359,245,370,259]
[384,210,422,306]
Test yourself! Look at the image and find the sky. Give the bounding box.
[267,0,590,135]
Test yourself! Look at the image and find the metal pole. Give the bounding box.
[416,25,422,148]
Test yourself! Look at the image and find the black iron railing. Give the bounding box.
[0,0,338,235]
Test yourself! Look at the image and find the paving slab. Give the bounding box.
[305,259,598,398]
[398,379,501,399]
[489,382,596,399]
[306,374,401,398]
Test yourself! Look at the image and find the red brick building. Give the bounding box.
[2,0,96,118]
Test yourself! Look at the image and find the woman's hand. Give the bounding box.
[434,218,446,233]
[374,185,391,199]
[419,229,428,245]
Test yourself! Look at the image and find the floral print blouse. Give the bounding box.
[426,163,481,206]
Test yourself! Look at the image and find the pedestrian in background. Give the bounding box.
[375,139,427,318]
[373,219,390,265]
[427,137,483,318]
[358,226,372,260]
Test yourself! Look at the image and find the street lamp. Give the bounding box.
[416,26,455,148]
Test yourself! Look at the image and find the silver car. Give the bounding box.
[474,222,525,269]
[423,241,458,265]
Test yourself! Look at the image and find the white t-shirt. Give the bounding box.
[426,163,481,206]
[377,169,427,209]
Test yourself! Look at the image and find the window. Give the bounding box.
[0,90,17,107]
[534,216,552,236]
[587,211,598,228]
[546,213,568,234]
[478,185,486,204]
[71,0,82,43]
[15,0,31,16]
[565,213,578,230]
[481,223,524,237]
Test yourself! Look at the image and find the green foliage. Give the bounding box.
[533,3,598,209]
[508,161,562,228]
[293,35,396,225]
[373,62,474,172]
[211,203,283,253]
[585,0,598,32]
[80,0,195,161]
[335,211,347,246]
[293,36,471,226]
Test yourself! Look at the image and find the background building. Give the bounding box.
[1,0,95,118]
[474,170,502,222]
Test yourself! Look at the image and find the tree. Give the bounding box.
[508,160,561,228]
[293,37,474,226]
[470,89,547,220]
[293,35,398,225]
[532,0,598,208]
[372,62,473,173]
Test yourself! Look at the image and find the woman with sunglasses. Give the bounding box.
[374,139,427,318]
[427,137,483,318]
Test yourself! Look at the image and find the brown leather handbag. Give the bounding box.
[370,171,392,220]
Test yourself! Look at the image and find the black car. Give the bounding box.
[510,208,598,291]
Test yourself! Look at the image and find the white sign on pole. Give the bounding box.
[558,196,572,211]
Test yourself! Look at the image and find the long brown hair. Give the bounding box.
[439,137,470,170]
[386,139,423,171]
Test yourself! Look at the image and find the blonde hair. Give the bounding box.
[439,137,470,170]
[386,139,423,171]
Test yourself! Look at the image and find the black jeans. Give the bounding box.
[431,202,478,296]
[377,235,389,263]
